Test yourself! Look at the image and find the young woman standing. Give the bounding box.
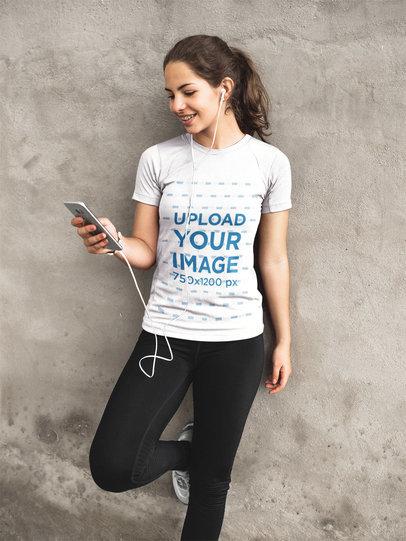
[71,34,292,541]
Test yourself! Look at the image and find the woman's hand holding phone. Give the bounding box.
[71,216,118,255]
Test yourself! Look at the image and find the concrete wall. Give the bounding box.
[1,1,405,539]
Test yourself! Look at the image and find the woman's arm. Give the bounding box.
[114,201,159,269]
[257,210,292,393]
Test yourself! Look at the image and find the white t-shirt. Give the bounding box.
[132,132,292,341]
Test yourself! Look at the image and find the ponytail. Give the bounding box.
[228,46,272,140]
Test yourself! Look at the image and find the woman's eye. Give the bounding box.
[167,91,196,100]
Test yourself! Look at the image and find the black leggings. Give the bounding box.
[89,328,264,540]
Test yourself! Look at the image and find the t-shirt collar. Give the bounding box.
[182,132,251,155]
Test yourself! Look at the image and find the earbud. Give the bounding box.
[220,89,226,101]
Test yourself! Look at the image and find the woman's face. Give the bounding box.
[164,61,223,134]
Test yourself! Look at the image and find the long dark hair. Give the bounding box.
[163,35,272,141]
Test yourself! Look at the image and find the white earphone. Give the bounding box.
[115,86,228,378]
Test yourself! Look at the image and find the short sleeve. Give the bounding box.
[132,145,162,206]
[261,150,292,213]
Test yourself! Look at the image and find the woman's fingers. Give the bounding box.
[80,224,97,239]
[71,217,91,237]
[88,243,110,254]
[272,364,280,385]
[85,231,107,247]
[71,216,109,252]
[87,235,110,253]
[73,219,100,240]
[266,365,291,394]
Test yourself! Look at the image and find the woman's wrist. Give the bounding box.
[276,336,291,346]
[113,232,126,260]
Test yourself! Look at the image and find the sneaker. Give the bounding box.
[172,421,194,505]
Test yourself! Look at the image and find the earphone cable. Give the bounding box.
[112,91,225,378]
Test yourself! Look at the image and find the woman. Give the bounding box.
[71,34,292,541]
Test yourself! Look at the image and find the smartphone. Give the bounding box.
[64,201,123,252]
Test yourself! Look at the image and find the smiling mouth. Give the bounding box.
[178,113,197,121]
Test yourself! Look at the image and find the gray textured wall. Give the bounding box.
[1,1,405,539]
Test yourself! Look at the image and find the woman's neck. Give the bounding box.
[192,112,245,149]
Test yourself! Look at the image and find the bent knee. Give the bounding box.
[89,463,125,493]
[89,450,134,493]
